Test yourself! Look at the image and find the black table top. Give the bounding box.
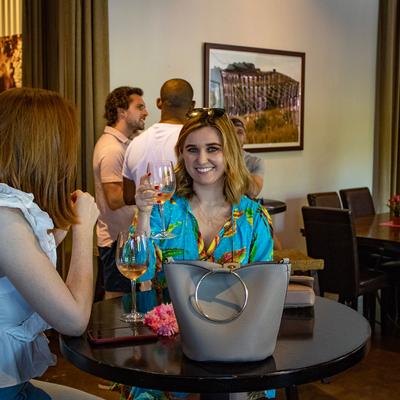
[60,297,370,394]
[260,199,287,215]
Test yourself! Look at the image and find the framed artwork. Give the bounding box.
[204,43,305,152]
[0,34,22,93]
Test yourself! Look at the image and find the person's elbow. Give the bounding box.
[104,189,125,210]
[107,198,123,210]
[53,312,90,337]
[65,320,88,337]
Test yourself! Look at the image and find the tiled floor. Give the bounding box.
[39,320,400,400]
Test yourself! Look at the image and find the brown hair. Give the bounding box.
[174,110,251,204]
[104,86,144,126]
[0,87,78,228]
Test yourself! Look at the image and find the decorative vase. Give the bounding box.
[392,215,400,225]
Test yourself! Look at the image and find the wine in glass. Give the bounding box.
[147,160,176,239]
[115,232,149,323]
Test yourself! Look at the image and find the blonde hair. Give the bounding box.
[175,111,251,204]
[0,87,78,228]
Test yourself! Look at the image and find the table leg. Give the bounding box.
[285,385,299,400]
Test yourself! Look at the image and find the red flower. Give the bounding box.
[387,195,400,217]
[144,303,179,337]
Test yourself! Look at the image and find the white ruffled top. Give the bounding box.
[0,183,57,387]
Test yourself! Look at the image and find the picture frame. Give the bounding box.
[204,43,305,152]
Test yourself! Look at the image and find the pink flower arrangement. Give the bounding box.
[387,194,400,217]
[144,303,179,337]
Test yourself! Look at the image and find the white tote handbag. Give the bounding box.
[164,259,291,362]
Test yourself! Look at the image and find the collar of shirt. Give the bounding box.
[104,126,131,144]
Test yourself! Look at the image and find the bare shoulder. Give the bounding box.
[0,206,37,245]
[0,206,55,276]
[0,207,39,254]
[0,207,39,274]
[0,206,27,227]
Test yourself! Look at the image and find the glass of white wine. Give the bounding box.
[115,232,149,323]
[147,160,176,239]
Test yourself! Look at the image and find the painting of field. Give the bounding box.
[205,43,305,151]
[244,108,299,146]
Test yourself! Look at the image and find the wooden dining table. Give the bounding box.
[354,212,400,330]
[354,212,400,248]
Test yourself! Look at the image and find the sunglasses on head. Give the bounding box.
[187,108,226,119]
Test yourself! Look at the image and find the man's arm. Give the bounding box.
[102,182,126,210]
[123,177,136,205]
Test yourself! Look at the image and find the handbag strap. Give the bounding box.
[193,269,249,323]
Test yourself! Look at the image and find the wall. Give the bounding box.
[109,0,379,248]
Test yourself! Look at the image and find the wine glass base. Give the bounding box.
[151,231,176,240]
[120,311,144,323]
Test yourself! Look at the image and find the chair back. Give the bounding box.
[307,192,341,208]
[339,187,375,218]
[302,206,359,300]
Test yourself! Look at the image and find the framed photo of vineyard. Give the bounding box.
[204,43,305,152]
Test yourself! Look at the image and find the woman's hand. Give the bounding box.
[71,190,99,232]
[135,173,157,214]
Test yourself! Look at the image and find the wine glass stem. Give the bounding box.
[130,279,137,315]
[159,203,167,233]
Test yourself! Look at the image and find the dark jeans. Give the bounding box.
[98,242,130,292]
[0,382,51,400]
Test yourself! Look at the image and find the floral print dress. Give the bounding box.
[135,194,274,291]
[128,194,274,400]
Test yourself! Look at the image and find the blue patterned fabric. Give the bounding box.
[128,194,274,399]
[133,194,274,290]
[0,382,51,400]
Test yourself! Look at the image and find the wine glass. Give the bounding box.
[115,232,149,323]
[147,160,176,239]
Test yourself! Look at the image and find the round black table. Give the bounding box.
[260,199,287,215]
[60,297,370,400]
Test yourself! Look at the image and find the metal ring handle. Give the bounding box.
[194,270,248,323]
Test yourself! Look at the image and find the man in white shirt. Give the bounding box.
[93,86,148,299]
[122,78,194,204]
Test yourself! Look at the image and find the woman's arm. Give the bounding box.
[0,191,99,336]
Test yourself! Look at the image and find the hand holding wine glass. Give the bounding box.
[115,232,149,323]
[147,161,176,239]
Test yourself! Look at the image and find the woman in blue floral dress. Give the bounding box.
[132,108,275,400]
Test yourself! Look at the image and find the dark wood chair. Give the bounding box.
[301,192,341,236]
[302,206,389,333]
[307,191,342,208]
[339,187,375,218]
[339,186,386,269]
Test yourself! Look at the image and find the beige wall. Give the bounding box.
[108,0,379,248]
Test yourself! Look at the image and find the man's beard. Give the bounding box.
[130,119,145,133]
